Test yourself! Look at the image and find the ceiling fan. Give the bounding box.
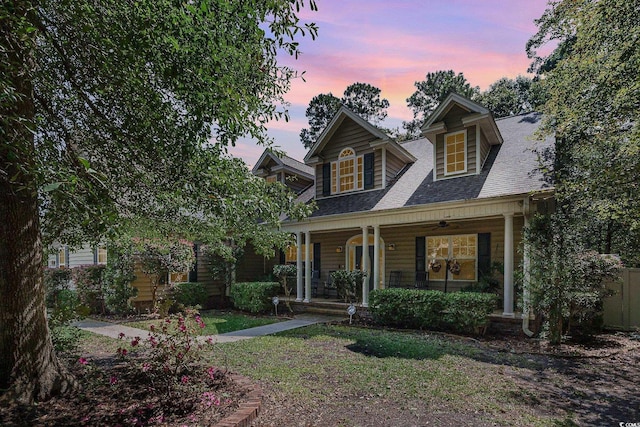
[427,220,457,231]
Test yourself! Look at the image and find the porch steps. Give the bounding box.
[290,300,351,318]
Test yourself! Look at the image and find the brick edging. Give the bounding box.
[215,373,263,427]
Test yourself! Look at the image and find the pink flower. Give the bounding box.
[206,337,213,344]
[118,332,125,339]
[149,324,155,331]
[142,363,151,372]
[131,337,140,347]
[78,357,88,365]
[181,375,189,384]
[109,376,118,385]
[179,324,187,332]
[117,347,128,356]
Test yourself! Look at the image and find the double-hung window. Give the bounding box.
[444,130,467,176]
[330,148,363,194]
[427,234,477,281]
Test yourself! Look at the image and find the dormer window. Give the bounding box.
[331,148,363,194]
[444,130,467,176]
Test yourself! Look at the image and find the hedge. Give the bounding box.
[369,289,498,334]
[230,282,280,313]
[171,282,208,308]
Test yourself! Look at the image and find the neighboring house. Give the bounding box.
[273,93,554,317]
[47,244,108,269]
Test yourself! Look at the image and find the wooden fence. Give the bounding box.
[603,268,640,330]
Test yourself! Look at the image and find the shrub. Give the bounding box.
[48,289,86,354]
[230,282,280,313]
[103,239,138,315]
[370,289,497,334]
[331,270,366,303]
[44,268,72,309]
[72,264,107,314]
[273,264,297,312]
[172,282,208,308]
[369,289,445,329]
[444,292,498,333]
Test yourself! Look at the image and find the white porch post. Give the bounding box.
[296,232,303,302]
[362,226,369,307]
[373,225,381,291]
[503,213,515,317]
[304,231,311,303]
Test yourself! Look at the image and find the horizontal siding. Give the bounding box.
[385,151,406,185]
[236,246,277,282]
[284,172,312,194]
[321,118,373,159]
[480,130,491,167]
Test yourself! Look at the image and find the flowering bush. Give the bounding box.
[72,264,107,314]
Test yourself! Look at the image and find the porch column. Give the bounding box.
[304,230,311,303]
[362,226,369,307]
[373,225,381,290]
[503,213,515,317]
[296,232,303,302]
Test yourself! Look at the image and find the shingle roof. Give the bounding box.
[297,112,554,217]
[280,155,314,177]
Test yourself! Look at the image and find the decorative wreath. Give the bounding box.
[449,259,461,275]
[429,260,442,272]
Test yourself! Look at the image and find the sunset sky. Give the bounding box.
[229,0,552,167]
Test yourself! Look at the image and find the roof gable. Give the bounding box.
[304,106,415,164]
[252,149,314,180]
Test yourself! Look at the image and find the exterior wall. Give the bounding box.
[306,216,524,297]
[284,172,313,194]
[236,245,277,282]
[385,151,406,185]
[47,244,105,268]
[480,129,491,167]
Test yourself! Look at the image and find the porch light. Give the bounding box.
[336,246,343,253]
[387,243,395,251]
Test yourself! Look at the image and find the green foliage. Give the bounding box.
[171,282,207,308]
[273,264,297,312]
[525,213,624,343]
[43,268,72,309]
[48,289,86,354]
[527,0,640,267]
[72,265,107,315]
[330,270,366,303]
[369,289,446,329]
[370,289,497,334]
[404,70,480,136]
[103,239,138,315]
[230,282,280,313]
[443,292,498,333]
[475,76,542,118]
[137,239,195,309]
[300,82,390,148]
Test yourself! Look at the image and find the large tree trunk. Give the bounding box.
[0,1,76,403]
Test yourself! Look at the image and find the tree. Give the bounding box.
[299,82,389,148]
[1,0,317,403]
[475,76,541,119]
[404,70,479,137]
[524,0,640,343]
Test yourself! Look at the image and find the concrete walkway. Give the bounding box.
[75,313,343,344]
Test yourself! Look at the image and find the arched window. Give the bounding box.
[331,148,363,193]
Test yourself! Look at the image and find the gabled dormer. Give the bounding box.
[421,93,503,182]
[305,106,416,198]
[252,149,315,194]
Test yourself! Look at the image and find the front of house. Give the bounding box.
[264,93,554,317]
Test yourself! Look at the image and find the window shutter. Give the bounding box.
[415,236,426,272]
[188,244,199,282]
[93,247,98,264]
[478,233,491,279]
[364,152,374,189]
[322,163,331,196]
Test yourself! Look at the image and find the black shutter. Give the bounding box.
[478,233,491,279]
[415,236,426,272]
[322,163,331,196]
[93,247,98,264]
[313,243,321,273]
[364,152,374,189]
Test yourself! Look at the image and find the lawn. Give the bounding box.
[125,310,281,335]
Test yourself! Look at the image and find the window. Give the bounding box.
[58,246,66,268]
[444,130,467,175]
[266,174,278,183]
[330,148,364,194]
[427,234,477,281]
[97,247,107,264]
[285,244,314,265]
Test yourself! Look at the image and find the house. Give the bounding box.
[47,244,108,269]
[272,93,554,318]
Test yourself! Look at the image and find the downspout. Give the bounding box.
[522,197,534,337]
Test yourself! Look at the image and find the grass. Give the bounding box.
[125,310,280,335]
[75,323,570,426]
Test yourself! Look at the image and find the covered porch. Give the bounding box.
[284,196,533,318]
